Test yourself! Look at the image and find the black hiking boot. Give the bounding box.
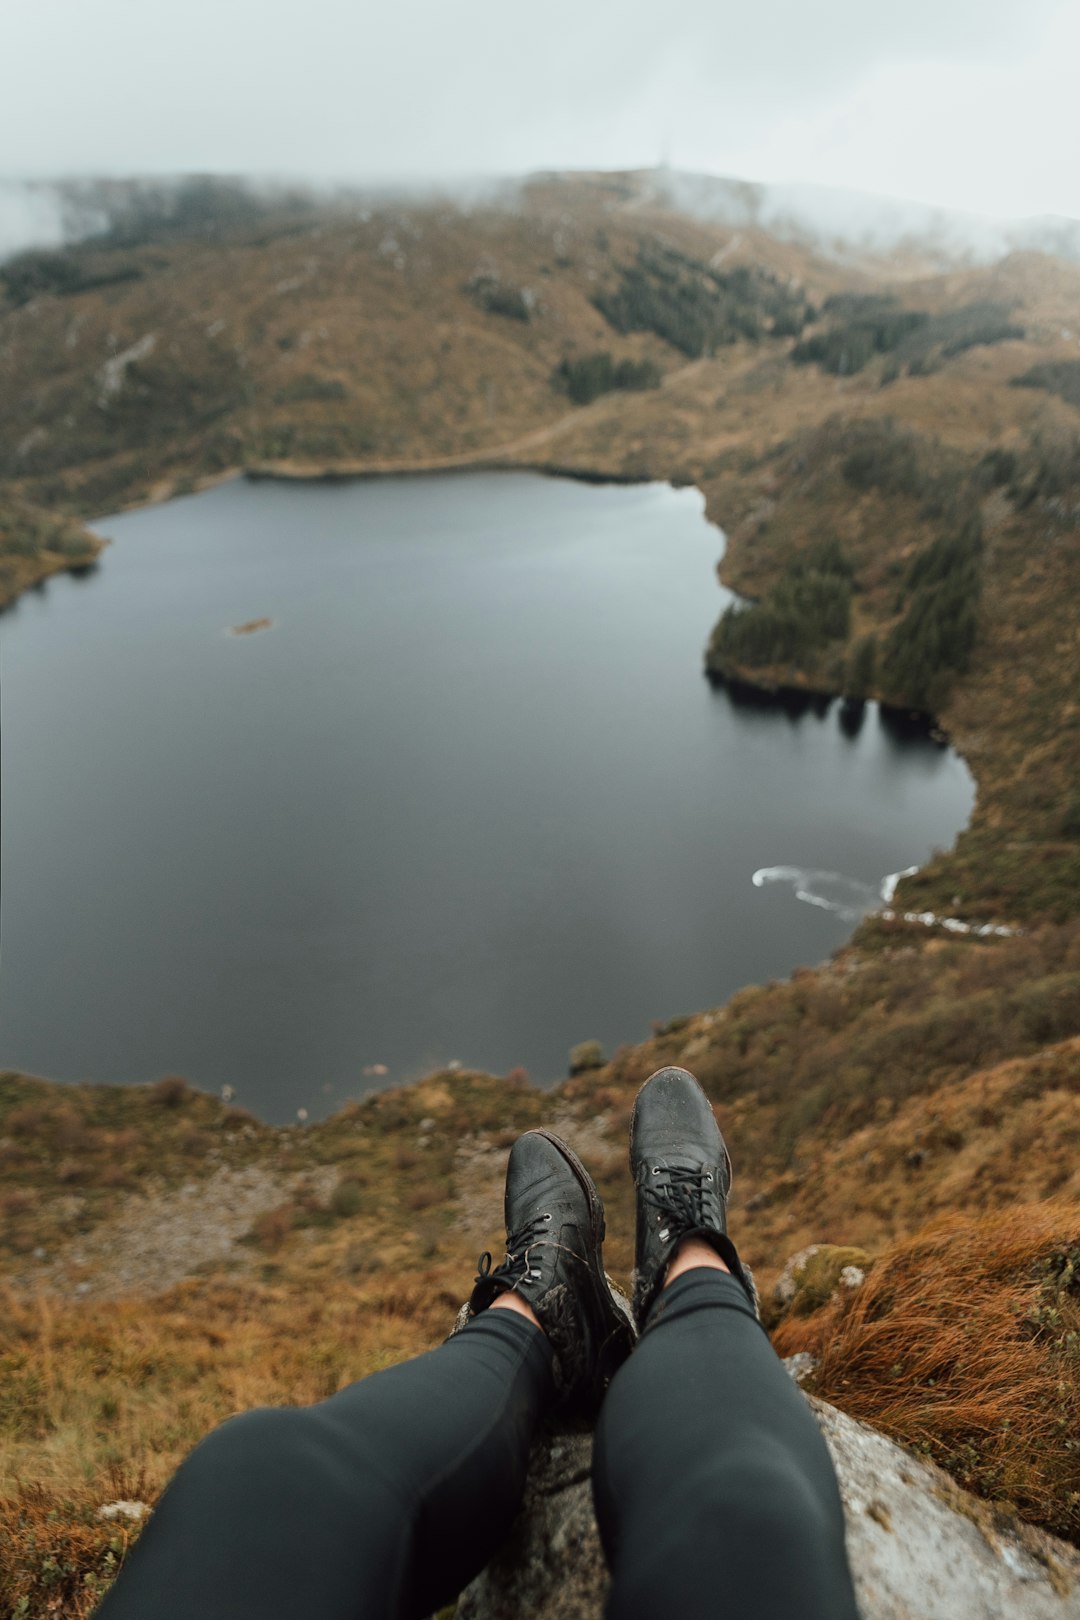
[630,1066,758,1327]
[465,1130,635,1409]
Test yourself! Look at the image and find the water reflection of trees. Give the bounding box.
[707,673,948,751]
[706,670,833,724]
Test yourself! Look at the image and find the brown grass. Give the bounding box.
[0,1256,466,1616]
[250,1203,295,1251]
[0,1055,1076,1612]
[150,1076,189,1108]
[773,1202,1080,1540]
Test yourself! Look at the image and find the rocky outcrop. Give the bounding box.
[455,1429,603,1620]
[456,1372,1080,1619]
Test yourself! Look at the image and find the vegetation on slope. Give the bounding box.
[792,293,1024,378]
[702,411,1080,924]
[2,174,1080,1613]
[0,495,102,608]
[705,414,987,708]
[593,245,807,355]
[1012,357,1080,411]
[774,1204,1080,1543]
[709,536,853,667]
[4,914,1080,1611]
[0,180,694,515]
[553,351,662,405]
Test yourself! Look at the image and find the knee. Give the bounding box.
[703,1451,841,1554]
[178,1406,313,1496]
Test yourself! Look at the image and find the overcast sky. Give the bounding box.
[4,0,1077,222]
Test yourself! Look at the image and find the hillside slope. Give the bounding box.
[2,173,1079,1615]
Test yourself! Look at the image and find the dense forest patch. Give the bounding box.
[1012,358,1080,412]
[553,351,662,404]
[792,294,1024,378]
[593,246,807,357]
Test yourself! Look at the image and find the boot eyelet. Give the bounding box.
[651,1166,661,1175]
[542,1213,552,1222]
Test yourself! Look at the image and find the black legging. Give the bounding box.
[95,1269,858,1620]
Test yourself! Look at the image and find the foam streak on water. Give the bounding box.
[753,864,1018,938]
[751,866,879,922]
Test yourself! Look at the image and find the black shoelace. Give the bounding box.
[475,1210,553,1291]
[640,1162,719,1241]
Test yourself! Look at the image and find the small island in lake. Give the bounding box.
[230,616,274,636]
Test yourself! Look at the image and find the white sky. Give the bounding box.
[3,0,1077,221]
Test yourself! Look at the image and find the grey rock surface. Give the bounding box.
[455,1430,605,1620]
[456,1379,1080,1619]
[815,1399,1080,1619]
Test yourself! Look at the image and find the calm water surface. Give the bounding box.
[0,472,974,1120]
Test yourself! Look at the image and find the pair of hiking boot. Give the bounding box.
[463,1066,757,1408]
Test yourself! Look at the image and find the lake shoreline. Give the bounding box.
[2,472,974,1118]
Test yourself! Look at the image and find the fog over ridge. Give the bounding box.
[3,168,1080,271]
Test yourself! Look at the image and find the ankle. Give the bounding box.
[664,1235,730,1288]
[490,1290,543,1332]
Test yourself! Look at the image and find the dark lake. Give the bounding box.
[0,472,974,1121]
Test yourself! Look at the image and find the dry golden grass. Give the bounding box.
[0,1046,1077,1612]
[773,1202,1080,1541]
[0,1265,462,1617]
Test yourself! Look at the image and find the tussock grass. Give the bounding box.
[773,1203,1080,1541]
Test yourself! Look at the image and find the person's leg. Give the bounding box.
[96,1129,632,1620]
[593,1260,859,1620]
[96,1306,554,1620]
[592,1067,858,1620]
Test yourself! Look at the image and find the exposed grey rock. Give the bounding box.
[774,1242,824,1307]
[97,1500,148,1522]
[456,1376,1080,1619]
[815,1399,1080,1618]
[784,1349,819,1386]
[455,1430,606,1620]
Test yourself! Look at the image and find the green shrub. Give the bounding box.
[977,447,1018,488]
[0,248,143,307]
[794,298,928,376]
[1012,360,1080,412]
[553,352,662,404]
[569,1040,605,1074]
[771,307,807,338]
[842,421,922,496]
[467,276,532,321]
[330,1179,364,1219]
[593,247,803,358]
[272,374,349,405]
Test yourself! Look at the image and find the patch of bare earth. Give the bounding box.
[15,1163,340,1299]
